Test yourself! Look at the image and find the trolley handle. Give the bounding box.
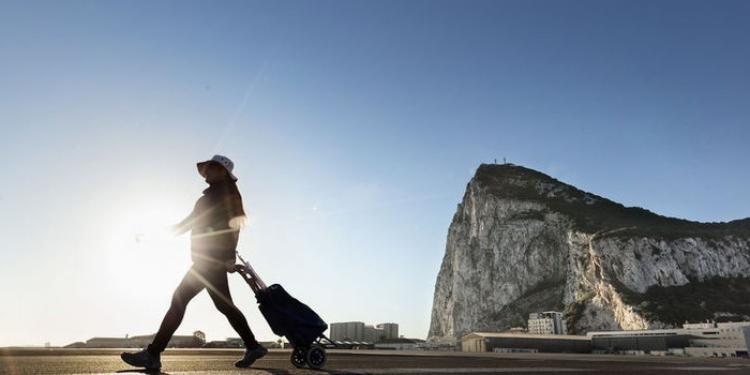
[235,251,268,293]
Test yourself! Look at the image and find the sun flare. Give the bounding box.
[104,194,192,294]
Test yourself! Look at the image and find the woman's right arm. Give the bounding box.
[172,214,193,235]
[172,200,199,235]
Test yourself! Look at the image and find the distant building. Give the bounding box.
[461,321,750,357]
[84,337,131,348]
[330,322,399,343]
[224,337,244,348]
[257,341,283,349]
[128,330,205,348]
[205,338,282,349]
[203,340,236,348]
[330,340,375,349]
[364,325,383,343]
[461,332,591,353]
[374,338,425,351]
[588,321,750,357]
[689,321,750,356]
[330,322,366,342]
[377,323,399,340]
[528,312,567,335]
[81,331,205,348]
[506,327,527,334]
[587,329,693,355]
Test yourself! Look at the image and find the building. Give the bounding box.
[331,340,375,349]
[203,340,236,348]
[527,312,567,335]
[588,321,750,357]
[377,323,399,340]
[364,325,383,343]
[684,322,750,357]
[81,331,205,348]
[258,341,284,349]
[455,320,750,357]
[127,331,205,348]
[330,322,366,342]
[374,338,425,351]
[461,332,591,353]
[84,337,130,348]
[587,329,693,355]
[330,321,399,343]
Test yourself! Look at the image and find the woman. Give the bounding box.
[121,155,267,371]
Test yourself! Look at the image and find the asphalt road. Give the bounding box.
[1,348,749,375]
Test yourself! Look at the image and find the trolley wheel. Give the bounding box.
[305,345,327,369]
[291,346,307,368]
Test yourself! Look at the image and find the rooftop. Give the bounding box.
[462,332,591,341]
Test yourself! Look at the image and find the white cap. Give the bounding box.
[197,154,237,181]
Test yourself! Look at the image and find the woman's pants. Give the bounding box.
[147,262,258,355]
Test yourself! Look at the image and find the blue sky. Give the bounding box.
[1,0,748,346]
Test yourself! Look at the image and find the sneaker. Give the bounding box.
[234,345,268,368]
[120,348,162,371]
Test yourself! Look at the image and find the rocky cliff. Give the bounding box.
[428,164,750,342]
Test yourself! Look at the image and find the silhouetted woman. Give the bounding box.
[121,155,267,371]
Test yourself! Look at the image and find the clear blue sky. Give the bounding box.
[1,0,748,346]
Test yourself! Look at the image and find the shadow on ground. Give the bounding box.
[116,367,351,375]
[116,370,169,375]
[247,368,352,375]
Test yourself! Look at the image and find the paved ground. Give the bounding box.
[1,348,750,375]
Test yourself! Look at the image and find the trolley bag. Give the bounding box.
[256,284,328,347]
[234,252,328,347]
[235,252,333,369]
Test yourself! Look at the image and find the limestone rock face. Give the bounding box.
[428,164,750,343]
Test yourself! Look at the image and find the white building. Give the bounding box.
[587,321,750,357]
[528,312,567,335]
[685,321,750,357]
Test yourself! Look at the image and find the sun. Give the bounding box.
[103,193,192,294]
